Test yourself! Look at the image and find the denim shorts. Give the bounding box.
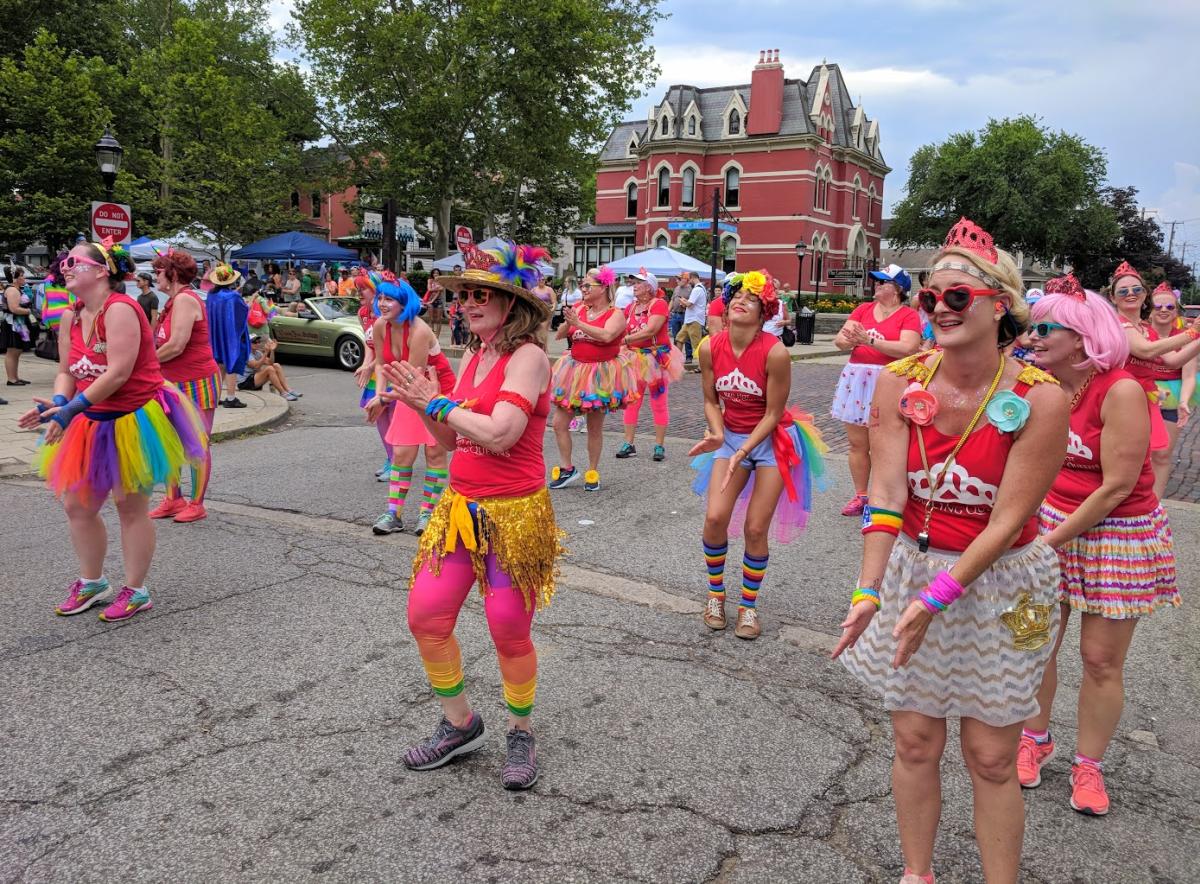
[1162,408,1179,424]
[715,429,776,469]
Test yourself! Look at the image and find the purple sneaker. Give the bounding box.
[403,713,486,771]
[501,728,538,790]
[98,587,153,622]
[55,579,112,616]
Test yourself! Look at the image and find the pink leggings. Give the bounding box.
[623,385,669,427]
[408,546,538,717]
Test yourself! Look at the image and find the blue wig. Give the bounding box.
[375,278,421,323]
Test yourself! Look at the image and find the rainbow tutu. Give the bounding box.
[1155,378,1199,411]
[36,385,209,502]
[627,344,684,398]
[691,409,830,542]
[551,352,641,414]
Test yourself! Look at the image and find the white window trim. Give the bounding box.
[652,229,671,248]
[722,92,748,140]
[651,161,674,210]
[624,177,640,219]
[679,162,700,208]
[721,161,744,207]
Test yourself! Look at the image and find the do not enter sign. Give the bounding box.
[90,201,132,245]
[454,225,473,254]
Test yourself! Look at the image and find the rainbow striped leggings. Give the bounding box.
[408,546,538,717]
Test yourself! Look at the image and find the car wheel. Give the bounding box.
[336,336,364,371]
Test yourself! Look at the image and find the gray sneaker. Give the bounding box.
[501,728,538,790]
[372,512,403,535]
[403,713,487,771]
[413,511,432,535]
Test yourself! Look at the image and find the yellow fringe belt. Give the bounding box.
[411,486,566,612]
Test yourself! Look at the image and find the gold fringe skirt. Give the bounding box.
[411,486,566,612]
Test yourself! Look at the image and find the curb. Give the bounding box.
[210,401,293,443]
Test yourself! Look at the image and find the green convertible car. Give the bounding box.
[268,296,366,371]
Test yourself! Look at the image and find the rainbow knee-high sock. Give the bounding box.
[704,541,728,600]
[420,467,449,516]
[741,552,769,608]
[388,465,413,515]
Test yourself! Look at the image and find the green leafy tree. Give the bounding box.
[1071,186,1192,290]
[677,229,712,263]
[888,116,1119,268]
[293,0,663,258]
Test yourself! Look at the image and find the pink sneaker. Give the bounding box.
[1070,762,1110,816]
[173,502,207,523]
[1017,734,1055,788]
[55,579,112,616]
[840,494,867,517]
[149,497,187,519]
[98,587,153,622]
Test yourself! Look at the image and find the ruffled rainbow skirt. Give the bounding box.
[551,352,641,414]
[691,410,830,542]
[627,344,684,398]
[36,385,209,502]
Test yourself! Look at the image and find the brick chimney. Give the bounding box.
[747,49,784,136]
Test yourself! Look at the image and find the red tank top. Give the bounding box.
[1046,369,1157,517]
[900,359,1041,552]
[68,293,164,413]
[710,330,775,433]
[449,344,550,499]
[569,306,621,362]
[154,290,219,382]
[1121,320,1161,393]
[1149,327,1186,382]
[624,298,670,347]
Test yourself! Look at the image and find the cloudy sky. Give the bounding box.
[274,0,1200,260]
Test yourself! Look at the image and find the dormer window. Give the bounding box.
[688,116,696,136]
[660,116,669,137]
[728,109,741,136]
[627,135,637,158]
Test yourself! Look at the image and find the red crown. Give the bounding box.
[1152,280,1174,296]
[1044,273,1086,301]
[943,217,997,263]
[1111,260,1140,283]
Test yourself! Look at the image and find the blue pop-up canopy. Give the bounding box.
[231,231,359,263]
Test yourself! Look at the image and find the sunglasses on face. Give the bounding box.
[456,287,492,306]
[1152,303,1177,312]
[62,254,106,271]
[917,285,1000,314]
[1030,322,1069,337]
[1115,285,1144,297]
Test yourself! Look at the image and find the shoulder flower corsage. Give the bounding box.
[899,382,939,426]
[986,390,1030,433]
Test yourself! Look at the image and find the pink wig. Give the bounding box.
[1031,289,1129,372]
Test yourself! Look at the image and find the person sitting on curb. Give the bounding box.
[238,334,301,401]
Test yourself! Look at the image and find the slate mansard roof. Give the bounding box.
[600,63,885,169]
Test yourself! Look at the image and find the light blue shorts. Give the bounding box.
[715,429,776,469]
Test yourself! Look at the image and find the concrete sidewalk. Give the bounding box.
[0,355,290,478]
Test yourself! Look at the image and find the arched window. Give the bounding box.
[812,166,823,210]
[681,168,696,207]
[654,232,669,249]
[868,185,877,226]
[721,236,737,274]
[728,109,741,136]
[660,115,668,136]
[822,168,833,210]
[657,167,671,207]
[626,182,638,218]
[311,192,322,219]
[688,116,696,136]
[290,191,300,211]
[724,167,740,207]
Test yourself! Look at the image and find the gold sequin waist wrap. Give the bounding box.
[411,486,566,612]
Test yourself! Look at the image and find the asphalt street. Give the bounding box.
[2,357,1198,883]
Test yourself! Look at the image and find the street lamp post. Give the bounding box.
[794,241,807,305]
[94,127,123,202]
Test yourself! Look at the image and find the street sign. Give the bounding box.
[667,220,710,230]
[90,201,132,245]
[717,222,738,234]
[827,268,862,282]
[454,225,473,253]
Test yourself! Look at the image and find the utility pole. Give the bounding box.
[1166,220,1180,258]
[382,197,397,272]
[709,188,720,297]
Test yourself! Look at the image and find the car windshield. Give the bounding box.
[308,297,358,320]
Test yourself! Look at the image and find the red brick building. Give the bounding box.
[575,52,889,296]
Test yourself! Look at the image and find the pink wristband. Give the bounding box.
[919,570,964,614]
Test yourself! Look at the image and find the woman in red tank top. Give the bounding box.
[383,241,561,790]
[364,274,451,537]
[1108,261,1200,459]
[18,242,207,623]
[618,269,683,462]
[546,265,639,492]
[146,250,221,523]
[1018,277,1178,817]
[834,219,1070,883]
[1146,282,1197,496]
[690,270,827,641]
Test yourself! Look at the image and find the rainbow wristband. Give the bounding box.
[425,396,458,423]
[851,587,881,609]
[861,505,903,537]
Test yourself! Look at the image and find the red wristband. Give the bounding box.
[862,523,900,538]
[496,390,534,415]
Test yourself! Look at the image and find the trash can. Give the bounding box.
[795,306,816,345]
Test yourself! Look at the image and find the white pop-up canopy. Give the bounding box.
[603,246,726,283]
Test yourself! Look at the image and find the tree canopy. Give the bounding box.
[292,0,663,257]
[887,116,1119,269]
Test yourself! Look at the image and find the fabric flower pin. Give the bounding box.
[899,382,939,426]
[986,390,1030,433]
